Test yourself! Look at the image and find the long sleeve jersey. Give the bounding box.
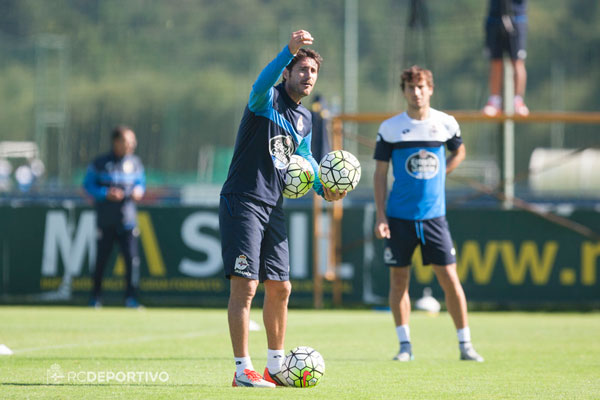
[83,152,145,229]
[220,45,324,206]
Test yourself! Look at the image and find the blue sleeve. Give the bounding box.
[296,133,324,197]
[248,45,295,113]
[83,164,107,201]
[134,166,146,193]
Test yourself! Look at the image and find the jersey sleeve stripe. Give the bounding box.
[391,141,444,149]
[256,108,302,145]
[446,135,463,151]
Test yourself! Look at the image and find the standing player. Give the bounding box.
[84,126,145,308]
[482,0,529,116]
[373,66,484,362]
[219,30,346,388]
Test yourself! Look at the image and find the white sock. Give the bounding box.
[395,325,411,344]
[267,349,285,373]
[457,327,471,344]
[234,356,253,376]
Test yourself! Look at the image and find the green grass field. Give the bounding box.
[0,306,599,399]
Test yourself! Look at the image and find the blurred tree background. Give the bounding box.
[0,0,598,190]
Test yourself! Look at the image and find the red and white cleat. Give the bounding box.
[231,369,276,388]
[263,367,289,386]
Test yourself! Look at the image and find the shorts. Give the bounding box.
[485,18,527,60]
[219,193,289,282]
[384,216,456,267]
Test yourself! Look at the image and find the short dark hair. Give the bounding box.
[111,125,133,141]
[400,65,434,91]
[283,48,323,81]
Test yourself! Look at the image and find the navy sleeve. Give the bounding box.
[248,45,295,113]
[446,134,463,151]
[373,133,393,161]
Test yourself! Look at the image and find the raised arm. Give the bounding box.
[248,30,314,113]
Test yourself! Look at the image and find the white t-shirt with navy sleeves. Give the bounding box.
[373,108,463,220]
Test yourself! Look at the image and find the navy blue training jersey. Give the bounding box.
[373,109,463,221]
[487,0,527,18]
[83,153,146,229]
[220,45,324,207]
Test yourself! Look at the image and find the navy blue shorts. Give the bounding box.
[485,18,527,60]
[384,216,456,267]
[219,194,289,282]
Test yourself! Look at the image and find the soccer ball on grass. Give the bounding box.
[283,155,315,199]
[318,150,361,193]
[281,346,325,388]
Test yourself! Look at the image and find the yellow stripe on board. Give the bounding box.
[137,212,166,277]
[112,212,166,277]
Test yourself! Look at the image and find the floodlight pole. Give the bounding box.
[344,0,359,155]
[501,57,515,209]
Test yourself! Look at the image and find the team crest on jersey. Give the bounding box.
[429,124,439,136]
[122,160,134,174]
[269,135,294,169]
[405,149,439,179]
[297,116,304,132]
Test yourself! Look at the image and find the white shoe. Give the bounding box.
[232,369,276,388]
[460,343,484,362]
[483,102,502,117]
[514,97,530,116]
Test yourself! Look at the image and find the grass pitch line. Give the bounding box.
[11,329,223,355]
[0,344,14,355]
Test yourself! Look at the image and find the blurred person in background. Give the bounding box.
[83,125,146,309]
[219,30,345,388]
[482,0,529,116]
[373,65,484,362]
[309,94,331,162]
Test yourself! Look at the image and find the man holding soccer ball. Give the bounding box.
[373,66,484,362]
[219,30,346,388]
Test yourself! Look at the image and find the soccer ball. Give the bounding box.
[281,346,325,388]
[283,155,315,199]
[318,150,361,192]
